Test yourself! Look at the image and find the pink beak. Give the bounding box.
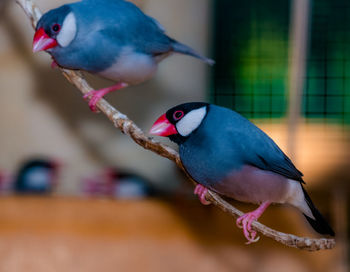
[33,28,58,53]
[149,114,177,136]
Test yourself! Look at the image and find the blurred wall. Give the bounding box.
[0,0,213,193]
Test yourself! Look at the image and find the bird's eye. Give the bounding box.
[173,111,184,121]
[52,24,61,32]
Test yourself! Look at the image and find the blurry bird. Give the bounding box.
[150,102,335,243]
[32,0,214,111]
[82,168,158,199]
[14,158,61,194]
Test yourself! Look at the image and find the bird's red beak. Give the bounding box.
[150,114,177,136]
[33,28,58,53]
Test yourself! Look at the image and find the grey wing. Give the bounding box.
[99,26,172,56]
[97,1,173,56]
[224,115,304,183]
[251,142,304,182]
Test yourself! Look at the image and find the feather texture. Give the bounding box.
[36,0,213,81]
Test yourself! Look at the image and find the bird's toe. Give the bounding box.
[83,90,96,100]
[237,213,260,244]
[236,214,248,228]
[245,233,260,245]
[88,100,100,112]
[199,193,211,205]
[194,184,211,205]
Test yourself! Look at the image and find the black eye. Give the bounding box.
[173,110,184,121]
[52,24,61,32]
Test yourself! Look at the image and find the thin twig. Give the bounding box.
[15,0,335,251]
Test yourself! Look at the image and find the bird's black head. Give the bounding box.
[19,159,61,173]
[14,158,62,194]
[150,102,209,145]
[33,5,77,52]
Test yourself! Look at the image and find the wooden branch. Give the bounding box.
[15,0,335,251]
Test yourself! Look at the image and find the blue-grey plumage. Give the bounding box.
[34,0,214,81]
[33,0,214,111]
[14,159,60,194]
[150,102,335,241]
[179,105,303,185]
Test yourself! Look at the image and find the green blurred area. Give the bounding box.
[212,0,350,124]
[305,0,350,124]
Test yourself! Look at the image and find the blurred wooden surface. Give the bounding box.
[0,196,340,272]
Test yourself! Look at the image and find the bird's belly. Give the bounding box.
[97,52,158,84]
[209,165,292,205]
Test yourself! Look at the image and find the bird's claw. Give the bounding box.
[83,90,101,112]
[83,83,128,113]
[236,213,260,244]
[194,184,211,205]
[83,91,92,100]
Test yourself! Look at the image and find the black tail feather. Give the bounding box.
[302,185,335,236]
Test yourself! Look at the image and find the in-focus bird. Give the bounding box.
[82,167,158,199]
[150,102,335,243]
[14,158,61,194]
[32,0,214,112]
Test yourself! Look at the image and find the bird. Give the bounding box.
[14,158,61,194]
[82,167,158,199]
[150,102,335,243]
[32,0,214,112]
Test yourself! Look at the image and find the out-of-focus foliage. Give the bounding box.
[212,0,350,125]
[212,0,290,119]
[304,0,350,124]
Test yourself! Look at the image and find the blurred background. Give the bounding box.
[0,0,348,271]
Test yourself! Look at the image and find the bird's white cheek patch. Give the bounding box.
[176,107,207,137]
[57,12,77,47]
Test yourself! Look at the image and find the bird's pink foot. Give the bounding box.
[83,82,128,112]
[236,213,260,244]
[194,184,211,205]
[51,60,58,69]
[83,90,108,112]
[236,202,270,244]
